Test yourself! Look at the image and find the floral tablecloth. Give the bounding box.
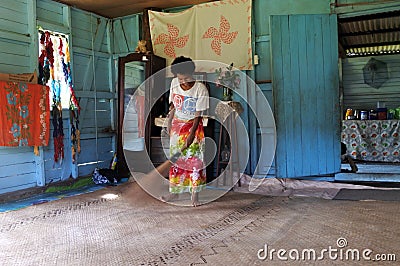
[341,120,400,162]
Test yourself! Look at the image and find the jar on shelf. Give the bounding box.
[369,109,378,120]
[377,108,387,120]
[360,110,368,120]
[345,108,353,120]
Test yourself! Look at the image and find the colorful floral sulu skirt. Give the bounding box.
[169,118,206,193]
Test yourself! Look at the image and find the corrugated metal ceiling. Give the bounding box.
[338,11,400,57]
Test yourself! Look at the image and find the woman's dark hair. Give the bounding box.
[171,56,195,76]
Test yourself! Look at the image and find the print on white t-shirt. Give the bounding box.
[169,78,209,121]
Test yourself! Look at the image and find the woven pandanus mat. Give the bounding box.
[0,182,399,265]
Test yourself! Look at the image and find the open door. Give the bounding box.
[271,14,341,178]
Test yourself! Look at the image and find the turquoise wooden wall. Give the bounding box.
[113,15,141,56]
[1,0,400,194]
[0,0,39,193]
[0,0,129,194]
[252,0,333,177]
[36,0,117,181]
[335,0,400,16]
[69,8,116,177]
[252,0,400,179]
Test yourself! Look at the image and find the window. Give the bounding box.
[38,30,79,111]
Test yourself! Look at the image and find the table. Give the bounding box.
[341,120,400,162]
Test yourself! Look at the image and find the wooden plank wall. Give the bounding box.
[0,0,137,194]
[113,15,141,56]
[36,0,74,184]
[0,0,37,193]
[342,55,400,112]
[253,0,275,176]
[70,9,116,176]
[2,0,397,194]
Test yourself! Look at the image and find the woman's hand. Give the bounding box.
[167,106,175,135]
[181,132,195,152]
[180,112,201,152]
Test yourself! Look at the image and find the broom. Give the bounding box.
[148,152,180,178]
[125,152,181,198]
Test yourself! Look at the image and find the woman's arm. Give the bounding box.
[182,111,202,152]
[167,103,175,135]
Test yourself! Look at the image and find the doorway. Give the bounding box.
[337,11,400,181]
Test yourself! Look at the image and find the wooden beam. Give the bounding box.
[142,8,161,53]
[338,9,400,23]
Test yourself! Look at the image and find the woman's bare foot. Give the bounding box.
[191,191,199,207]
[160,193,178,202]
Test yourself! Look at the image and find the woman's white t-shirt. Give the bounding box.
[169,77,209,121]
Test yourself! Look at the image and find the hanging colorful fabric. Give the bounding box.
[38,30,63,163]
[52,103,64,163]
[60,38,81,163]
[70,109,80,164]
[0,81,50,147]
[38,31,54,85]
[63,40,80,113]
[38,30,81,165]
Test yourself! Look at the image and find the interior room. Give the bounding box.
[337,11,400,180]
[0,0,399,264]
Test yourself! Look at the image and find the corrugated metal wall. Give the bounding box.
[342,55,400,112]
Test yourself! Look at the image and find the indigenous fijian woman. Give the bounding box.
[161,56,209,207]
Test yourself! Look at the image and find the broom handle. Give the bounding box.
[152,152,181,177]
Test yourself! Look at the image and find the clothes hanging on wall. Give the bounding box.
[38,30,80,164]
[0,81,50,147]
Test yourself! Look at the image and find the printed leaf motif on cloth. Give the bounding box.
[149,0,252,70]
[202,16,238,56]
[154,24,190,58]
